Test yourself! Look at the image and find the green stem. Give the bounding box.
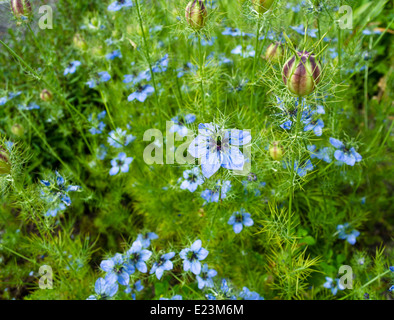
[198,34,205,115]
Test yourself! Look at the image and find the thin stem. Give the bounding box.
[198,34,205,115]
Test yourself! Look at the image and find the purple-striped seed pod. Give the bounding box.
[40,89,53,102]
[10,0,32,20]
[11,123,25,137]
[265,42,284,63]
[252,0,275,13]
[269,141,283,160]
[185,0,207,29]
[0,146,11,175]
[282,51,322,96]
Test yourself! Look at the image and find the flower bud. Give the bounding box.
[11,0,32,21]
[265,42,283,63]
[40,89,53,102]
[0,146,11,175]
[185,0,207,29]
[73,34,88,51]
[282,51,322,96]
[252,0,275,13]
[269,141,283,160]
[11,123,25,137]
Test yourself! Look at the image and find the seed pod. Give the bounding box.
[0,146,11,175]
[11,123,25,137]
[252,0,275,13]
[282,51,322,96]
[269,141,283,160]
[73,34,88,51]
[185,0,207,29]
[265,42,283,63]
[40,89,53,102]
[10,0,32,20]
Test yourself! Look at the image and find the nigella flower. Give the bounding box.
[231,45,255,58]
[196,264,217,289]
[152,54,169,73]
[100,253,130,286]
[87,278,118,300]
[106,49,122,60]
[228,208,254,234]
[124,280,144,300]
[222,27,243,37]
[176,62,197,78]
[329,138,362,166]
[136,232,159,248]
[290,24,318,38]
[179,239,209,275]
[18,102,40,111]
[107,0,133,11]
[239,287,264,300]
[86,71,112,88]
[107,128,136,148]
[180,167,204,192]
[389,285,394,292]
[0,91,21,106]
[283,159,314,177]
[323,277,345,295]
[128,85,155,102]
[124,240,152,274]
[280,120,292,130]
[97,144,108,160]
[188,35,216,46]
[308,145,332,163]
[88,110,106,135]
[201,180,231,203]
[219,279,237,300]
[337,223,360,245]
[109,152,133,176]
[218,54,232,65]
[302,110,324,136]
[149,252,175,280]
[170,114,196,137]
[160,295,183,300]
[362,29,382,36]
[64,61,81,75]
[188,123,251,178]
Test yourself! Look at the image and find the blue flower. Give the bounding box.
[64,61,81,75]
[176,62,197,78]
[196,264,217,289]
[308,145,332,163]
[100,253,130,286]
[97,144,108,160]
[280,120,293,130]
[124,240,152,274]
[222,27,243,37]
[107,0,133,12]
[228,208,254,234]
[88,111,107,135]
[108,128,136,148]
[239,287,264,300]
[106,49,122,60]
[128,85,155,102]
[152,54,169,73]
[231,45,255,58]
[283,159,314,177]
[109,152,133,176]
[329,138,362,166]
[337,223,360,245]
[170,114,196,137]
[188,123,251,178]
[290,24,318,38]
[303,109,324,136]
[323,277,345,295]
[389,285,394,292]
[201,180,231,203]
[86,71,112,88]
[180,167,204,193]
[124,280,144,300]
[18,103,40,111]
[160,295,183,300]
[87,278,118,300]
[179,239,209,275]
[149,252,175,280]
[136,232,159,248]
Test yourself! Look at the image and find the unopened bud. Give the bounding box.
[282,51,322,96]
[11,0,32,21]
[265,42,283,63]
[252,0,275,13]
[11,124,25,137]
[185,0,207,29]
[40,89,53,102]
[73,34,88,51]
[0,146,11,175]
[269,141,283,160]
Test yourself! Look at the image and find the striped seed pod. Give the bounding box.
[265,42,284,63]
[185,0,207,29]
[269,141,283,160]
[0,146,11,175]
[10,0,32,21]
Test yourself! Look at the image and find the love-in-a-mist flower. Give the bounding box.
[185,0,207,29]
[108,128,136,148]
[196,264,217,289]
[180,167,204,193]
[283,159,314,177]
[308,145,332,163]
[239,287,264,300]
[323,277,345,295]
[107,0,133,12]
[136,232,159,248]
[149,252,175,280]
[170,114,196,137]
[160,295,183,300]
[86,71,111,88]
[106,49,122,60]
[201,180,231,203]
[231,45,255,58]
[179,239,209,275]
[188,123,251,178]
[228,209,254,234]
[128,85,155,102]
[87,278,118,300]
[265,42,284,63]
[337,223,360,245]
[64,61,81,75]
[152,54,169,73]
[124,280,144,300]
[109,152,133,176]
[302,111,324,136]
[100,253,130,286]
[124,240,152,274]
[88,110,106,135]
[290,24,318,38]
[329,138,362,166]
[283,51,322,96]
[0,146,11,175]
[222,27,244,37]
